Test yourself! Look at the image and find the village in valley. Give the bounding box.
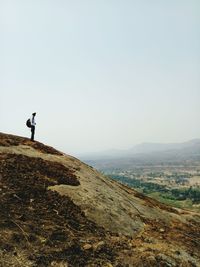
[104,163,200,212]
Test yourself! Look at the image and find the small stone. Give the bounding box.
[93,241,105,251]
[40,238,46,243]
[128,242,133,247]
[83,244,92,250]
[51,261,68,267]
[103,263,113,267]
[147,255,157,265]
[156,254,176,267]
[159,228,165,233]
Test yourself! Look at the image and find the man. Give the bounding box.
[31,112,36,141]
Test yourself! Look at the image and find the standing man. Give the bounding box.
[31,112,36,141]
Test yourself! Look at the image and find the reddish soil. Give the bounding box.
[0,132,63,155]
[0,154,116,266]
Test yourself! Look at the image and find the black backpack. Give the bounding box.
[26,119,31,128]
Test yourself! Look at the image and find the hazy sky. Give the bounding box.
[1,0,200,155]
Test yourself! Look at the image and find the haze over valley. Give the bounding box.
[83,139,200,213]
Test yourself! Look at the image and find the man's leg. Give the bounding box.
[31,126,35,141]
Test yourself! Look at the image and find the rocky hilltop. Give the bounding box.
[0,132,200,267]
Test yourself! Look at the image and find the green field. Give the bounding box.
[109,175,200,213]
[147,192,200,212]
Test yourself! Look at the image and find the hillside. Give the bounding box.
[0,132,200,267]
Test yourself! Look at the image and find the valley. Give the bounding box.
[83,140,200,213]
[103,164,200,212]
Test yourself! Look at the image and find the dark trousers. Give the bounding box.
[31,126,35,141]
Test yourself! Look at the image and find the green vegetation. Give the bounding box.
[147,192,195,210]
[108,175,167,193]
[109,175,200,212]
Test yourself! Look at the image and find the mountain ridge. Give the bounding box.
[80,139,200,160]
[82,139,200,170]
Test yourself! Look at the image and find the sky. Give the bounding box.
[1,0,200,155]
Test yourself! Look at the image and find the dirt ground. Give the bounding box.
[0,132,200,267]
[0,153,118,266]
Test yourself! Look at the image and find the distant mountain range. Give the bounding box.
[81,139,200,170]
[128,138,200,154]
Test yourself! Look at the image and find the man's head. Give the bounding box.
[32,112,36,116]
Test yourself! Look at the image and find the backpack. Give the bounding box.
[26,119,31,128]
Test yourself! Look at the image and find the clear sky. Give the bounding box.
[1,0,200,155]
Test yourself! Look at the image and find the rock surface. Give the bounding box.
[0,132,200,266]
